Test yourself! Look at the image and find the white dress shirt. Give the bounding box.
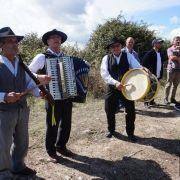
[156,52,162,78]
[100,52,142,85]
[29,48,64,73]
[0,55,40,103]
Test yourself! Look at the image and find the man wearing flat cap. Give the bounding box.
[0,27,42,179]
[100,37,142,141]
[29,29,74,160]
[142,38,167,108]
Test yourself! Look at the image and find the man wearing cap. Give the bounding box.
[0,27,45,179]
[142,38,166,107]
[100,37,142,141]
[164,36,180,106]
[29,29,73,160]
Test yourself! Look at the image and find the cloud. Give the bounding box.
[0,0,59,35]
[148,25,167,36]
[169,28,180,39]
[170,16,180,25]
[0,0,180,47]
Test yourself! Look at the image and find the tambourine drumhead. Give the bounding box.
[121,69,150,101]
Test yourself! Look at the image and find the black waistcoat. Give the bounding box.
[108,52,129,83]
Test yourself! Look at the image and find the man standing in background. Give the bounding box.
[122,37,140,62]
[164,36,180,107]
[142,38,166,108]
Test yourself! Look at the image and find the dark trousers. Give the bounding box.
[105,88,135,136]
[45,100,72,155]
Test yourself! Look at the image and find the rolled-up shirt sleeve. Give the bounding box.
[167,48,173,57]
[29,54,45,73]
[100,55,119,85]
[25,73,40,97]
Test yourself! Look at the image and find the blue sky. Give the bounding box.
[0,0,179,48]
[132,5,180,38]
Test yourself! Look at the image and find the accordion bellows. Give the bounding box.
[46,56,90,103]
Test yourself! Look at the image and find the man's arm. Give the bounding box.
[29,54,45,73]
[167,47,180,62]
[142,51,151,69]
[100,55,119,86]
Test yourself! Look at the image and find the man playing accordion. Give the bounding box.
[29,29,90,160]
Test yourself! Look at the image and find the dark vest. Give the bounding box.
[108,52,129,84]
[0,61,27,110]
[38,51,58,75]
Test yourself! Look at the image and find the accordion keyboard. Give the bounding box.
[46,56,77,100]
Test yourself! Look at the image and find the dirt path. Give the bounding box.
[27,96,180,180]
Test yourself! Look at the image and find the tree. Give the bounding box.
[20,33,44,64]
[84,14,159,98]
[84,15,156,68]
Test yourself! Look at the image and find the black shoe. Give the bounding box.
[48,152,59,160]
[12,167,36,176]
[56,147,74,157]
[106,132,114,138]
[170,98,178,104]
[144,102,150,108]
[149,101,157,106]
[174,104,180,111]
[128,135,137,142]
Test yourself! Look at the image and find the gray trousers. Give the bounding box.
[165,70,180,100]
[0,105,30,177]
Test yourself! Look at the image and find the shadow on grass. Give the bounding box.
[135,105,179,118]
[114,133,180,156]
[54,153,171,180]
[13,174,45,180]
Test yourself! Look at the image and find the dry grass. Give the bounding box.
[26,87,180,180]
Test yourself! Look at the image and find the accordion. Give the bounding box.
[46,56,90,103]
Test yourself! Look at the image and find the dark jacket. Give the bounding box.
[142,49,166,79]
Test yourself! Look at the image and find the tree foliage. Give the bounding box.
[84,15,156,68]
[20,33,44,64]
[7,15,171,99]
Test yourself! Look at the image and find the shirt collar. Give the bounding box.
[0,55,19,76]
[0,55,18,63]
[47,48,64,57]
[113,52,122,58]
[125,47,134,54]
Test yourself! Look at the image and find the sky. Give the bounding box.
[0,0,180,48]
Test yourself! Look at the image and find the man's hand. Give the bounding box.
[142,67,150,73]
[4,92,21,103]
[40,91,47,99]
[115,82,124,91]
[37,75,51,85]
